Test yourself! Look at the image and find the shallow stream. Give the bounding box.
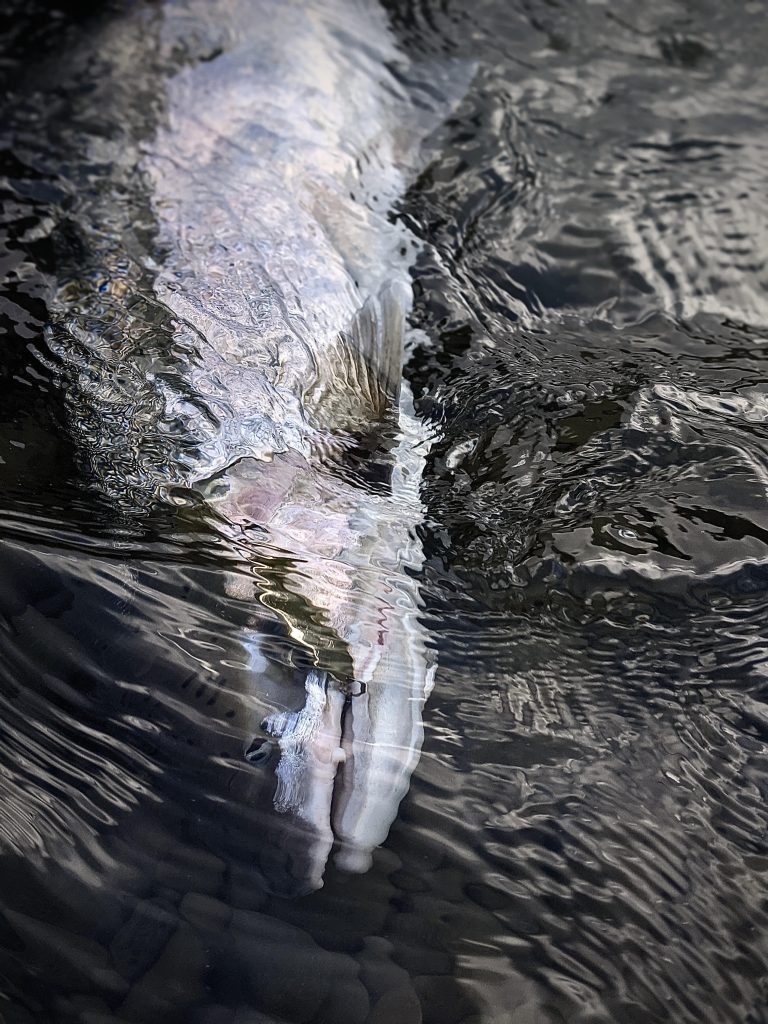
[1,1,768,1021]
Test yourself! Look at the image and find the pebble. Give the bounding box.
[367,847,402,878]
[226,908,359,1023]
[115,922,208,1023]
[275,870,396,951]
[453,959,543,1024]
[0,856,126,947]
[356,936,423,1024]
[395,821,447,875]
[357,937,413,999]
[4,909,128,997]
[152,841,226,898]
[227,861,269,912]
[428,865,469,905]
[385,911,448,956]
[109,897,179,983]
[382,938,452,978]
[180,892,232,935]
[42,857,132,944]
[113,818,226,898]
[366,987,423,1024]
[413,975,474,1024]
[389,870,429,894]
[274,893,387,954]
[315,978,370,1024]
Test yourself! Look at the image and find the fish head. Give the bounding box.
[205,389,432,891]
[208,448,391,684]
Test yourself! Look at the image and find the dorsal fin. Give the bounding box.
[304,279,410,435]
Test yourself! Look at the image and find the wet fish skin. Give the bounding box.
[143,0,419,476]
[218,383,435,883]
[43,0,469,890]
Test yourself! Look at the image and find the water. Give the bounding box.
[2,0,768,1021]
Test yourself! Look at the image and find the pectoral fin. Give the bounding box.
[262,668,346,890]
[263,669,346,816]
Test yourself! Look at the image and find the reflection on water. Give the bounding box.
[2,0,768,1021]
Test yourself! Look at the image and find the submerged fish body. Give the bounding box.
[44,0,464,888]
[223,383,436,887]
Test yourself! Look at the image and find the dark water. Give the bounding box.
[2,0,768,1022]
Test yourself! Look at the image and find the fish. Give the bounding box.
[226,383,437,887]
[38,0,470,890]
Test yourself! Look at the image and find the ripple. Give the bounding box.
[3,0,768,1021]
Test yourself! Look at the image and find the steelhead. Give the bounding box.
[39,0,470,890]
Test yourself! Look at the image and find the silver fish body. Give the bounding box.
[45,0,469,890]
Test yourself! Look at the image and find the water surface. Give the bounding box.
[2,0,768,1021]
